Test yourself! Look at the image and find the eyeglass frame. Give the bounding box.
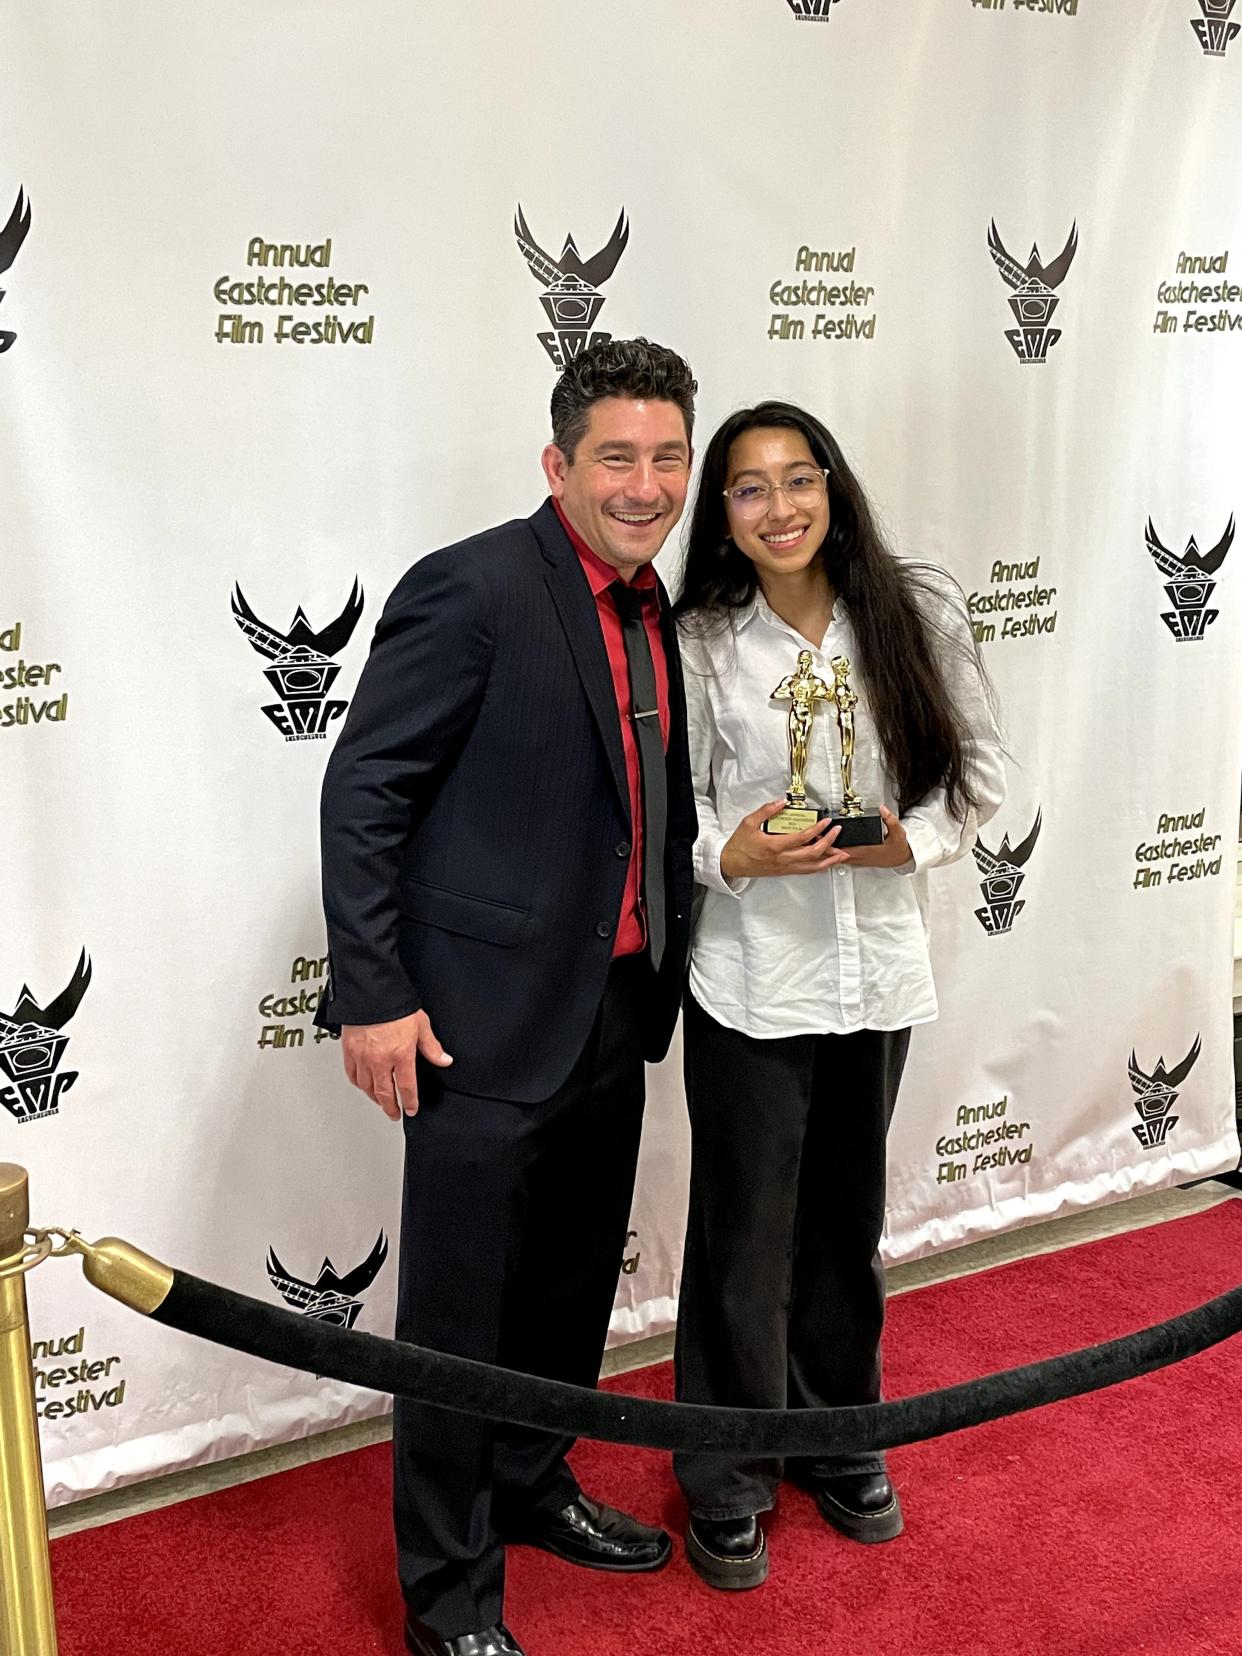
[721,467,830,516]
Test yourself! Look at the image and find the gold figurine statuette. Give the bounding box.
[764,651,833,834]
[762,650,885,845]
[828,654,884,845]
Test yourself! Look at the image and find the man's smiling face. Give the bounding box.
[542,396,691,580]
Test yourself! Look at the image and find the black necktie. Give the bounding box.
[610,581,667,970]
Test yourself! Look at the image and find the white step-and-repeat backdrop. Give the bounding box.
[3,0,1239,1504]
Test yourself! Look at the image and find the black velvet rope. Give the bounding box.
[149,1271,1242,1456]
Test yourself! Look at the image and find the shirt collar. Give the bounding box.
[738,585,845,638]
[552,499,659,600]
[735,592,762,632]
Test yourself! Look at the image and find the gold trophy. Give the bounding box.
[763,651,833,834]
[826,654,884,846]
[762,650,885,846]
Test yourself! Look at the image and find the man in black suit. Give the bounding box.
[316,338,698,1656]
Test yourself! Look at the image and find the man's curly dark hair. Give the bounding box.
[550,337,697,459]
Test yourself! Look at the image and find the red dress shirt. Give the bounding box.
[553,500,671,957]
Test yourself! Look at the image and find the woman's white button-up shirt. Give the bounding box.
[679,572,1006,1040]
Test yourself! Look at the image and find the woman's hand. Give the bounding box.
[719,800,849,880]
[836,805,913,869]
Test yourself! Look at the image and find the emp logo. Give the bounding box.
[0,187,32,353]
[232,580,364,741]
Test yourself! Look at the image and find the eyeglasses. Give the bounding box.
[722,469,829,518]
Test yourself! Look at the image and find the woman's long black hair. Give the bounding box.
[673,401,989,818]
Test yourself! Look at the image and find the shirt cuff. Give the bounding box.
[693,830,751,897]
[895,815,942,875]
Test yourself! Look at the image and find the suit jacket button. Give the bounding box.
[595,920,613,938]
[615,841,631,858]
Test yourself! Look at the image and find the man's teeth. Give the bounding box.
[613,512,659,524]
[762,529,805,545]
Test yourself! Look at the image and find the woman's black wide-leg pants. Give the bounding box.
[675,992,910,1520]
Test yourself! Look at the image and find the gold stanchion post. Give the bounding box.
[0,1163,59,1656]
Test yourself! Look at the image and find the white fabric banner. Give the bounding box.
[2,0,1239,1504]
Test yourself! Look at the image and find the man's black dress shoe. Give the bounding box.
[501,1492,672,1572]
[685,1514,768,1590]
[802,1469,904,1543]
[404,1615,525,1656]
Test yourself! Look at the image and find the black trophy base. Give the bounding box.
[829,808,885,847]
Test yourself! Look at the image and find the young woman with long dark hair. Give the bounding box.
[671,401,1005,1589]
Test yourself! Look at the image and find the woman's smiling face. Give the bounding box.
[723,427,830,582]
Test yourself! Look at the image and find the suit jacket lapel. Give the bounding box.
[655,571,694,837]
[532,500,630,820]
[655,572,685,749]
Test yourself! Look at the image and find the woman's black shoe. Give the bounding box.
[685,1514,769,1590]
[807,1471,904,1543]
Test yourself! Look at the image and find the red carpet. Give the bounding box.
[51,1200,1242,1656]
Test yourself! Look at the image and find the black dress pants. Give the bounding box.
[393,957,647,1639]
[674,992,910,1520]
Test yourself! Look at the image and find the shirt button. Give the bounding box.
[615,841,631,859]
[595,920,614,938]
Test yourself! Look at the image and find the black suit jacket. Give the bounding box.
[315,500,696,1102]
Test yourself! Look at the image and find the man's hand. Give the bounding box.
[719,800,848,880]
[341,1011,453,1121]
[837,805,913,869]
